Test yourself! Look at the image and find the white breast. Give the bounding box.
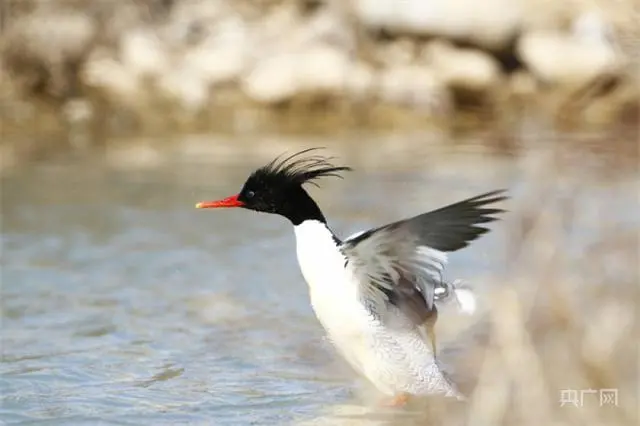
[293,219,383,380]
[293,220,371,334]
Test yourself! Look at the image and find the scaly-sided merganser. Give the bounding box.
[196,148,507,405]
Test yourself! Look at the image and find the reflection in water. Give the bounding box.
[1,135,637,425]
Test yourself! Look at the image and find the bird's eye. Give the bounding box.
[246,190,255,199]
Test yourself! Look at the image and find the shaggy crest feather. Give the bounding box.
[251,148,352,187]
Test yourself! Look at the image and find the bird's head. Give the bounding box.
[196,148,352,223]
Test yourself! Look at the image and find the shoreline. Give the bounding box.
[0,0,638,171]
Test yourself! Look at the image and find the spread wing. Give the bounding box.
[340,190,507,343]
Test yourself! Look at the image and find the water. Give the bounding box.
[1,134,637,425]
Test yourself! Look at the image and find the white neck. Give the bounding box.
[293,220,345,290]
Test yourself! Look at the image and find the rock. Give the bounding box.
[181,16,249,86]
[241,52,300,104]
[242,43,351,104]
[509,70,538,98]
[182,44,246,88]
[82,51,144,108]
[62,98,94,123]
[1,10,97,98]
[350,0,523,50]
[517,11,623,86]
[115,11,249,109]
[156,66,210,111]
[296,44,351,95]
[3,0,636,130]
[378,65,448,110]
[251,2,301,54]
[376,38,416,67]
[119,28,170,79]
[93,2,158,44]
[298,8,355,52]
[162,0,233,45]
[344,62,376,100]
[422,41,501,93]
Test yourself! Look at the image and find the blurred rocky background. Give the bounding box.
[1,2,638,425]
[0,0,638,171]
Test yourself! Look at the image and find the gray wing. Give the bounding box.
[341,190,507,331]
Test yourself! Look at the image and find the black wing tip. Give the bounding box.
[418,189,509,252]
[467,189,509,216]
[469,189,509,205]
[431,189,509,218]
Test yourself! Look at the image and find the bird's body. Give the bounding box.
[295,219,458,397]
[196,148,507,404]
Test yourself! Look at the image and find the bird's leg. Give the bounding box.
[427,324,437,355]
[380,392,411,407]
[424,306,438,354]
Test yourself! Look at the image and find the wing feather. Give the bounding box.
[341,190,508,333]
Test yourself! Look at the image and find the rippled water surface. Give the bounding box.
[1,135,637,425]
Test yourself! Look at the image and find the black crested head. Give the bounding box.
[196,148,352,225]
[239,148,352,224]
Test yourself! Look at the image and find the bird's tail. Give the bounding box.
[434,279,477,315]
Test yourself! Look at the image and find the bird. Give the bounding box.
[195,148,507,406]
